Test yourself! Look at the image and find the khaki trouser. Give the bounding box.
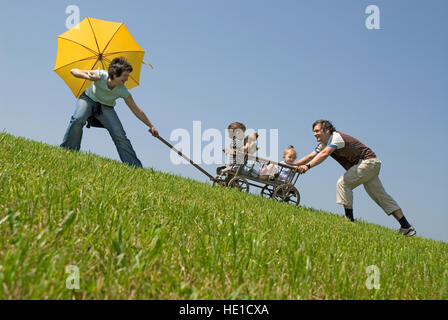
[336,158,400,215]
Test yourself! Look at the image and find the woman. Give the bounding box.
[60,57,158,168]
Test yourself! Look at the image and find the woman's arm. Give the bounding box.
[124,94,158,136]
[70,69,101,81]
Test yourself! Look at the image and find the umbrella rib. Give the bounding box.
[102,56,112,64]
[76,59,99,98]
[57,37,99,56]
[87,17,101,54]
[103,51,145,57]
[97,56,107,73]
[54,56,99,72]
[101,24,124,55]
[129,74,139,86]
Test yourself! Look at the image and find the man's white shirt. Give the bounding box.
[315,132,345,153]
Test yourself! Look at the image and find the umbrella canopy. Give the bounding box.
[54,17,151,98]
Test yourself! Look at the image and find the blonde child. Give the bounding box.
[260,145,298,181]
[277,145,298,181]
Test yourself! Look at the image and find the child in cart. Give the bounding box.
[259,145,298,181]
[217,122,259,177]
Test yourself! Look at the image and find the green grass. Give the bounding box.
[0,132,447,299]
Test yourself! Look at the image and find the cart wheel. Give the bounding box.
[213,177,227,187]
[273,185,301,206]
[228,177,249,193]
[213,174,228,187]
[260,185,274,199]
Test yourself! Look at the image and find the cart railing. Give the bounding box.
[223,148,300,186]
[223,148,299,170]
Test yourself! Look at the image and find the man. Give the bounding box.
[295,120,416,236]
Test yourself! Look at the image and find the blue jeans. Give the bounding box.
[60,95,143,168]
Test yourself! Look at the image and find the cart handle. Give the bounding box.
[154,133,216,182]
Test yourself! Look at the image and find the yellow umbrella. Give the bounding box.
[54,17,152,98]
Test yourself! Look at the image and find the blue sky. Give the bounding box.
[0,0,447,242]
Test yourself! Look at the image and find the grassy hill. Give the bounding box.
[0,132,447,299]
